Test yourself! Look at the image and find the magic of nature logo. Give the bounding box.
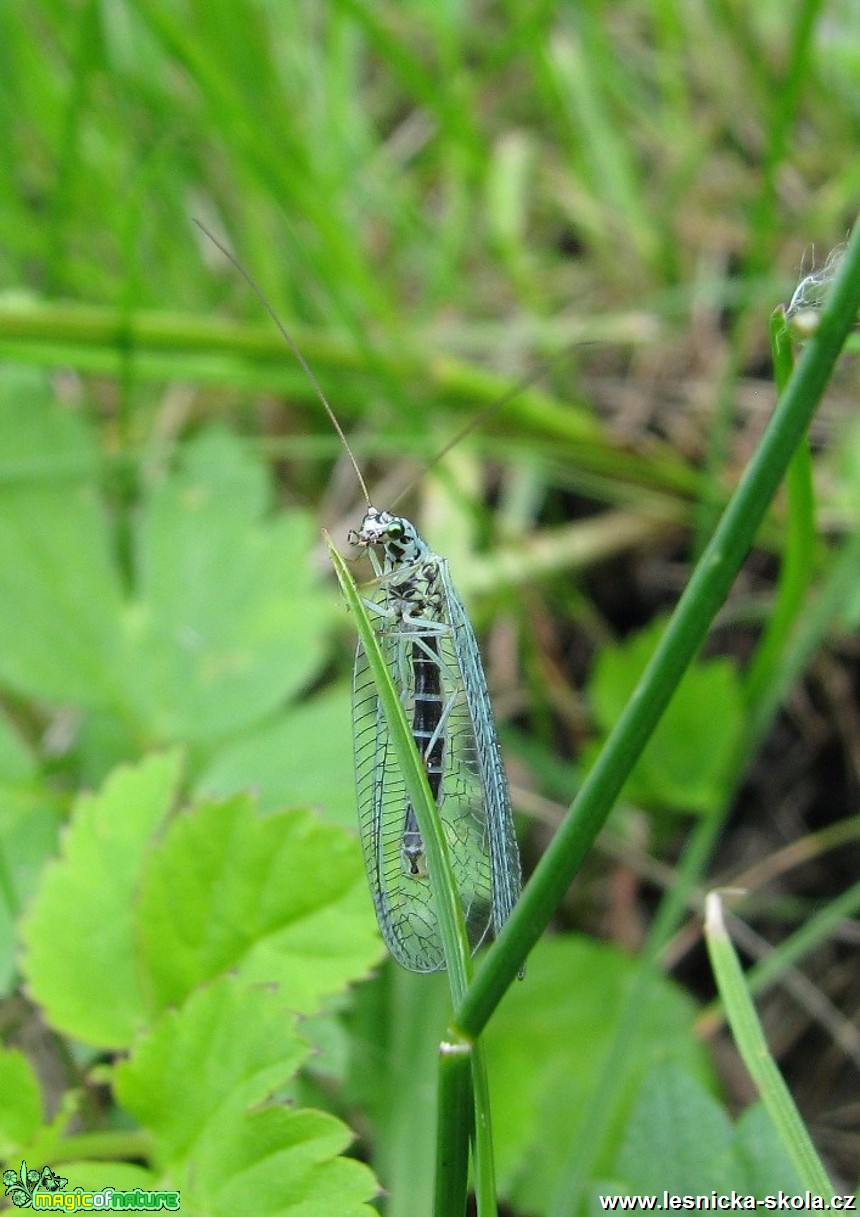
[2,1161,180,1209]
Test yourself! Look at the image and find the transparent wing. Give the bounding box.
[352,559,519,973]
[442,568,522,938]
[353,628,445,971]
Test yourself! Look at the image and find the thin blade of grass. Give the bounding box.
[704,893,835,1198]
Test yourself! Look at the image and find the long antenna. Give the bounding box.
[193,218,371,505]
[389,344,589,509]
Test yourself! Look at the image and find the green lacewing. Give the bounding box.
[196,221,522,972]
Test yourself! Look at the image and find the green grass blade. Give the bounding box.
[700,872,860,1033]
[704,893,835,1198]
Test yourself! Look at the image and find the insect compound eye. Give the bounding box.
[386,521,404,540]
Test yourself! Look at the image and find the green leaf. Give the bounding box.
[587,618,745,816]
[725,1104,805,1195]
[137,794,382,1014]
[115,978,379,1215]
[0,368,125,705]
[115,977,307,1164]
[21,751,184,1046]
[188,1104,379,1216]
[195,686,356,825]
[615,1068,808,1195]
[0,1046,42,1157]
[21,751,381,1047]
[123,429,334,744]
[615,1062,733,1192]
[484,936,712,1214]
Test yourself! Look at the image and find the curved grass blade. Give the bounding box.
[327,534,472,1001]
[705,893,835,1198]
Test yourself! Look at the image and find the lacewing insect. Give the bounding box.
[350,504,521,970]
[195,220,522,972]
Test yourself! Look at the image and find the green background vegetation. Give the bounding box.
[0,2,858,1214]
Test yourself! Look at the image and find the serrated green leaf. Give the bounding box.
[235,878,384,1008]
[21,751,184,1046]
[21,751,381,1048]
[115,978,378,1215]
[615,1062,733,1192]
[195,687,355,825]
[0,368,125,705]
[123,429,334,744]
[0,1046,42,1157]
[188,1103,379,1216]
[587,618,744,816]
[115,977,307,1164]
[137,795,382,1014]
[484,936,712,1214]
